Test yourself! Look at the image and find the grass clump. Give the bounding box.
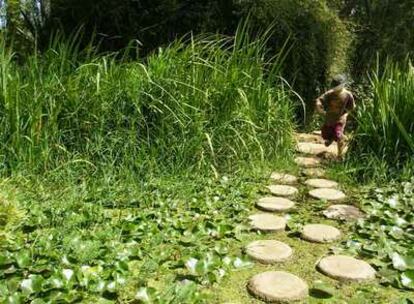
[0,29,296,175]
[349,60,414,178]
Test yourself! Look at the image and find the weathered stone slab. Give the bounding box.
[317,255,376,282]
[323,204,364,221]
[266,185,298,197]
[309,188,346,201]
[248,271,308,302]
[270,172,298,184]
[249,214,287,232]
[302,168,326,178]
[257,197,295,212]
[305,179,338,189]
[295,157,321,168]
[246,240,293,264]
[301,224,341,243]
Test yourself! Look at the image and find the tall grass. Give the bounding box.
[350,60,414,176]
[0,29,297,175]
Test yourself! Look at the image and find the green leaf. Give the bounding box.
[0,252,13,266]
[6,293,22,304]
[15,251,31,269]
[401,270,414,290]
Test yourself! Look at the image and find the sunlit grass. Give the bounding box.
[350,60,414,178]
[0,27,297,175]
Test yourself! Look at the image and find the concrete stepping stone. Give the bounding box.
[245,240,293,264]
[305,178,338,188]
[302,168,326,178]
[317,255,376,282]
[256,197,295,212]
[297,142,326,155]
[301,224,341,243]
[295,156,321,168]
[248,271,308,302]
[323,204,364,221]
[266,185,298,197]
[295,133,323,144]
[249,214,287,232]
[309,188,346,201]
[270,172,297,184]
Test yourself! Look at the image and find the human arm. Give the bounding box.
[345,93,356,113]
[315,90,332,115]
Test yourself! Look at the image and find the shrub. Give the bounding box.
[236,0,352,111]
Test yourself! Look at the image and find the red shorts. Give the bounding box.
[322,123,344,142]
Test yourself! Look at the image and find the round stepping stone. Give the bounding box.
[248,214,287,232]
[323,204,364,221]
[270,172,297,184]
[295,156,321,168]
[297,142,327,155]
[246,240,293,264]
[309,188,346,201]
[305,178,338,189]
[248,271,308,302]
[317,255,376,282]
[266,185,298,197]
[295,133,323,144]
[301,224,341,243]
[302,168,326,178]
[256,197,295,212]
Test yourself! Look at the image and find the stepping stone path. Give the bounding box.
[246,240,293,264]
[301,224,341,243]
[305,178,338,188]
[256,197,295,212]
[266,185,298,197]
[323,204,364,221]
[309,188,346,201]
[317,255,376,282]
[241,131,374,303]
[248,271,308,302]
[270,172,297,184]
[294,156,321,167]
[249,214,287,232]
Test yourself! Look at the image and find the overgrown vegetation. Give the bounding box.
[0,30,296,174]
[349,60,414,177]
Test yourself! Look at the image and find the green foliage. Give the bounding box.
[45,0,234,52]
[347,179,414,291]
[0,30,296,174]
[237,0,352,108]
[340,0,414,75]
[0,171,262,303]
[350,60,414,174]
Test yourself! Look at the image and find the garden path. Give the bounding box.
[244,132,372,303]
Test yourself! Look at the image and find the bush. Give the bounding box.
[236,0,351,111]
[348,1,414,76]
[0,31,296,174]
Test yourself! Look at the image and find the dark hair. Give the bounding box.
[331,74,347,88]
